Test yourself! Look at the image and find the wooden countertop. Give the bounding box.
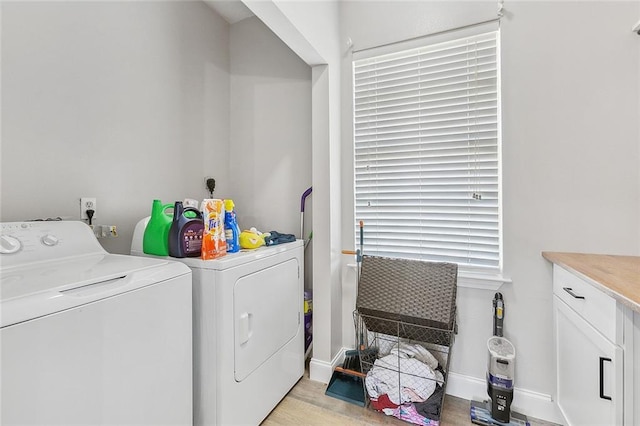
[542,252,640,312]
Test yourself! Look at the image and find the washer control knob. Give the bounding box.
[0,235,22,254]
[41,234,59,247]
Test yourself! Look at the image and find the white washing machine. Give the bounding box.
[132,218,304,426]
[0,221,193,425]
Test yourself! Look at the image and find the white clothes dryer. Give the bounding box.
[0,221,193,425]
[132,218,304,426]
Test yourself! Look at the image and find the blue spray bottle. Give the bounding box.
[224,199,240,253]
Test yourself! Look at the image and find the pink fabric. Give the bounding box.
[381,403,440,426]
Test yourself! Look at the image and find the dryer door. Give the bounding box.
[233,258,300,382]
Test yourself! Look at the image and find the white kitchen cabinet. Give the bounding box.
[554,295,623,425]
[552,265,632,426]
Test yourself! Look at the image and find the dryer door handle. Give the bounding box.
[238,312,253,345]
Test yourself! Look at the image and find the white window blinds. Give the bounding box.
[353,30,500,271]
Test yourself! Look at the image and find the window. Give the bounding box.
[353,29,503,283]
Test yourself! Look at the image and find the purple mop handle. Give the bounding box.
[300,187,312,240]
[300,187,312,212]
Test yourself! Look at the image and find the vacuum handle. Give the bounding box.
[599,356,612,401]
[493,293,504,337]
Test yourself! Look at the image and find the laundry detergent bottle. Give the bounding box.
[224,199,240,253]
[143,199,173,256]
[168,201,204,258]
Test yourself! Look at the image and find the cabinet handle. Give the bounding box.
[563,287,585,299]
[599,356,612,401]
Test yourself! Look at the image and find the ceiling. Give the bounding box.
[203,0,254,24]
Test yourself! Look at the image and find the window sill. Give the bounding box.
[345,263,510,291]
[458,271,511,290]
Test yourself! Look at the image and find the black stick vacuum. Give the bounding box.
[470,293,529,426]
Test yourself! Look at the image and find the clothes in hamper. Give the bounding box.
[390,342,439,370]
[365,352,437,405]
[414,385,444,420]
[370,394,399,411]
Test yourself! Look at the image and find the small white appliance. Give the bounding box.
[1,221,193,425]
[132,217,304,426]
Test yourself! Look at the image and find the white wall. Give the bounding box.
[340,0,640,421]
[243,0,343,382]
[228,16,311,236]
[275,0,345,380]
[1,1,230,254]
[500,0,640,399]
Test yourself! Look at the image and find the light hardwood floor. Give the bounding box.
[263,373,560,426]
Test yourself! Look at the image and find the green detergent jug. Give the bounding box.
[143,199,173,256]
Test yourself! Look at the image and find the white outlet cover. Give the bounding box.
[80,197,97,220]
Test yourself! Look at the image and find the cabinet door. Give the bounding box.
[554,296,623,426]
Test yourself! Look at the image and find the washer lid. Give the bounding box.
[1,253,190,328]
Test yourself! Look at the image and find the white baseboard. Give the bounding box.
[446,372,565,425]
[309,347,347,384]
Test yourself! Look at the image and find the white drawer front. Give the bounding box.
[553,265,619,343]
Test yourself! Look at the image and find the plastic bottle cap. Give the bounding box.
[224,199,234,211]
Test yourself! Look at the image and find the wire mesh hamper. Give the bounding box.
[354,255,458,425]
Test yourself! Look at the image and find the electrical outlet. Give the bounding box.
[80,197,97,220]
[204,176,216,196]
